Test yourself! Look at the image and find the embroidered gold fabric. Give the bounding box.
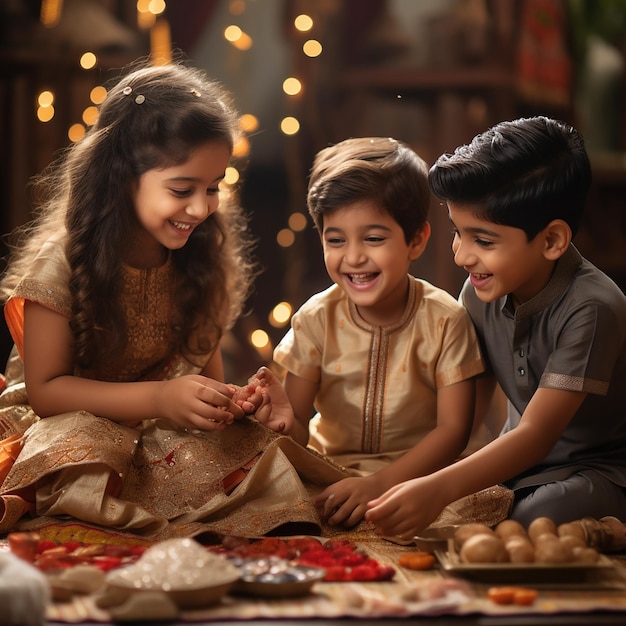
[0,237,350,538]
[85,262,178,382]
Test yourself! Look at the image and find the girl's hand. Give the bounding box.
[155,375,245,431]
[313,476,381,528]
[231,380,264,416]
[250,367,295,434]
[365,475,446,540]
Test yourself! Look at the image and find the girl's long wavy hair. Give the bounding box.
[1,60,257,370]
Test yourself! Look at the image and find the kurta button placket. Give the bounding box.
[512,315,531,394]
[513,346,529,391]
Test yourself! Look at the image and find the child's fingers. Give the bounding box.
[196,384,245,419]
[250,366,271,386]
[322,493,337,517]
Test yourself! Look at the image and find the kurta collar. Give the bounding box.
[502,245,583,321]
[349,274,418,332]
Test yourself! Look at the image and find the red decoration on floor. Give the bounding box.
[225,536,395,582]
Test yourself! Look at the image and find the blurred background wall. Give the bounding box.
[1,0,625,383]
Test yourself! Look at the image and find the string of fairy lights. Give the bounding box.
[34,0,324,362]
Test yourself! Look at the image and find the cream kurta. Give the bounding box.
[274,278,484,473]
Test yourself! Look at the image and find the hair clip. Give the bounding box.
[190,88,201,98]
[121,86,145,104]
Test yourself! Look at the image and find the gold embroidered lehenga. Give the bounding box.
[0,237,349,539]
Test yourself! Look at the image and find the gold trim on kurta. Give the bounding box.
[351,278,418,455]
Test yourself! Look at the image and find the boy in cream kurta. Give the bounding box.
[274,278,481,473]
[266,137,488,529]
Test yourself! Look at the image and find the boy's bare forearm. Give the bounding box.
[374,425,470,492]
[436,422,563,504]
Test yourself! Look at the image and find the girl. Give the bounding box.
[0,61,345,539]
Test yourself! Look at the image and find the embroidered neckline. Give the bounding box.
[349,275,419,333]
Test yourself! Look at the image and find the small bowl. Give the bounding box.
[413,525,461,552]
[233,573,325,599]
[162,581,236,609]
[231,558,326,598]
[108,577,239,610]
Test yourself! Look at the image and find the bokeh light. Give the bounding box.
[240,113,259,133]
[82,106,99,126]
[224,25,242,41]
[224,25,252,50]
[37,90,54,122]
[280,116,300,135]
[288,212,308,231]
[148,0,166,15]
[294,14,313,32]
[37,106,54,122]
[282,77,302,96]
[68,124,86,142]
[79,52,97,69]
[37,90,54,107]
[90,86,107,105]
[224,166,240,185]
[277,228,295,247]
[303,39,322,57]
[250,329,270,349]
[269,302,293,328]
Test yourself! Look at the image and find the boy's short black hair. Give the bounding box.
[307,137,430,244]
[428,116,592,240]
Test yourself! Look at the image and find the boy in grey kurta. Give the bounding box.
[366,116,626,536]
[461,244,626,524]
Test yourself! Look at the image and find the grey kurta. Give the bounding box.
[461,245,626,489]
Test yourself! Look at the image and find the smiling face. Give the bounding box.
[448,202,558,306]
[321,200,429,326]
[129,140,231,267]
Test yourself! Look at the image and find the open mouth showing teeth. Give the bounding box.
[170,221,192,231]
[349,273,377,284]
[472,273,491,280]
